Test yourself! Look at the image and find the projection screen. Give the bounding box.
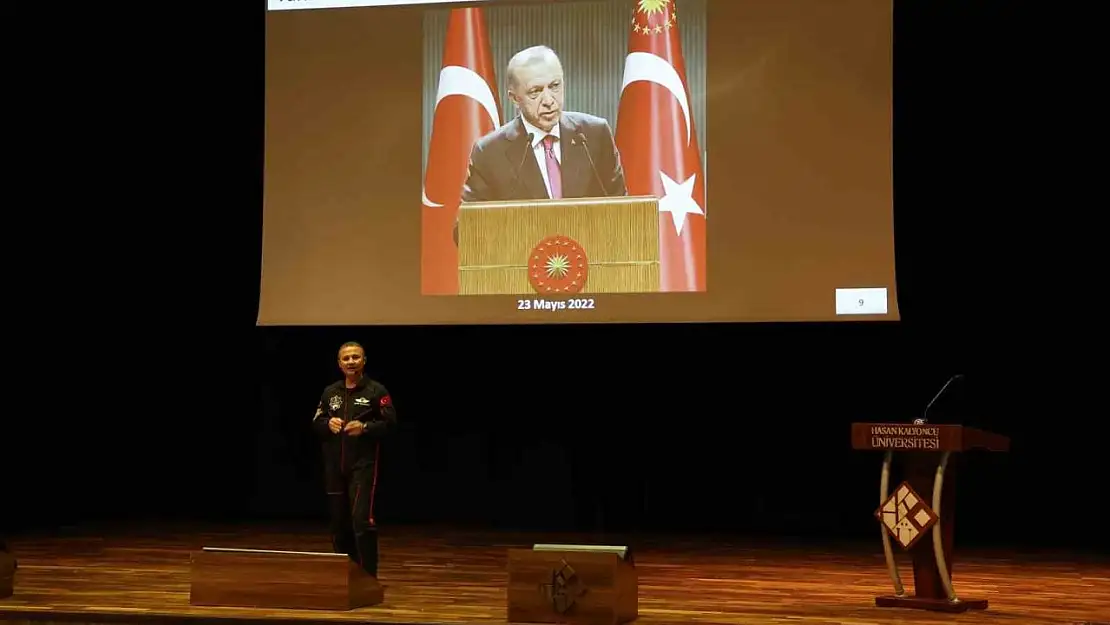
[261,0,897,324]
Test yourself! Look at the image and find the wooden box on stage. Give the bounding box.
[457,196,660,295]
[0,551,14,599]
[507,544,637,625]
[189,547,382,611]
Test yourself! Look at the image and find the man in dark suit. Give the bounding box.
[461,45,627,203]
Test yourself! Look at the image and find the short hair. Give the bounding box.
[338,341,364,354]
[506,45,561,90]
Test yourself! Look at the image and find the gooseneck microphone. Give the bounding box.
[508,132,535,198]
[574,132,608,197]
[455,133,534,247]
[914,374,965,425]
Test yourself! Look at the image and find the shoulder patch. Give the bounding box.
[380,394,392,407]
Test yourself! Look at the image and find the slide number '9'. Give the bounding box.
[835,287,888,315]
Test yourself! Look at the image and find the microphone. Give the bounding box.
[456,134,532,245]
[509,132,535,198]
[914,374,964,425]
[574,132,608,197]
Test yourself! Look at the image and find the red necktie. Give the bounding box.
[542,134,562,199]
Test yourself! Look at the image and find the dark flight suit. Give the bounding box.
[312,375,397,577]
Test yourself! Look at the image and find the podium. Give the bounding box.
[851,423,1010,612]
[0,548,13,599]
[507,544,637,625]
[457,195,659,295]
[189,547,382,611]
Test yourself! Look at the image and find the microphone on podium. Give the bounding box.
[914,374,964,425]
[455,133,536,246]
[573,132,608,197]
[508,133,535,197]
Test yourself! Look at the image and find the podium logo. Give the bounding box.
[528,235,589,295]
[875,481,938,550]
[539,559,586,614]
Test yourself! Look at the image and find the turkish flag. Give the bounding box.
[615,0,706,292]
[421,8,501,295]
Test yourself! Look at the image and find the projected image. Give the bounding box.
[262,0,896,325]
[420,0,708,298]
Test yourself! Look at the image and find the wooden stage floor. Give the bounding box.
[0,525,1106,625]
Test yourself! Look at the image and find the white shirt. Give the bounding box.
[520,117,561,198]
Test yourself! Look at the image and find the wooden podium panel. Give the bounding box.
[189,547,382,611]
[458,195,659,295]
[507,546,637,625]
[0,551,13,599]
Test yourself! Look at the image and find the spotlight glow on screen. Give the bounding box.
[261,0,896,325]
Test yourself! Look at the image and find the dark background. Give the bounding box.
[2,1,1086,551]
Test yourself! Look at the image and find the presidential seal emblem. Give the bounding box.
[528,235,588,294]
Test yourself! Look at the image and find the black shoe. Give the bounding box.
[355,534,378,578]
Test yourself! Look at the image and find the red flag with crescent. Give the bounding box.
[615,0,706,292]
[421,8,501,295]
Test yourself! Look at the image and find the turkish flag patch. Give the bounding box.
[379,395,392,407]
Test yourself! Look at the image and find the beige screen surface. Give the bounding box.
[260,0,897,325]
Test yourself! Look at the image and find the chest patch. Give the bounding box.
[328,395,343,411]
[354,397,371,406]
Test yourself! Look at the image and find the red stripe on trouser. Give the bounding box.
[367,443,380,526]
[352,484,364,566]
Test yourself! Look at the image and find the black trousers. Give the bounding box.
[326,461,380,577]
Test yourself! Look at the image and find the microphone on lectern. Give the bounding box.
[456,133,537,246]
[508,133,536,198]
[574,132,608,197]
[913,374,964,425]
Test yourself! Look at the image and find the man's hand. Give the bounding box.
[328,417,343,434]
[343,420,366,436]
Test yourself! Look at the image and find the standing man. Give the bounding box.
[312,341,397,578]
[460,45,627,204]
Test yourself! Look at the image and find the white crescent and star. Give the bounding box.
[422,65,501,209]
[658,171,702,236]
[620,51,704,235]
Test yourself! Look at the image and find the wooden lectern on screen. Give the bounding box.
[457,196,660,296]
